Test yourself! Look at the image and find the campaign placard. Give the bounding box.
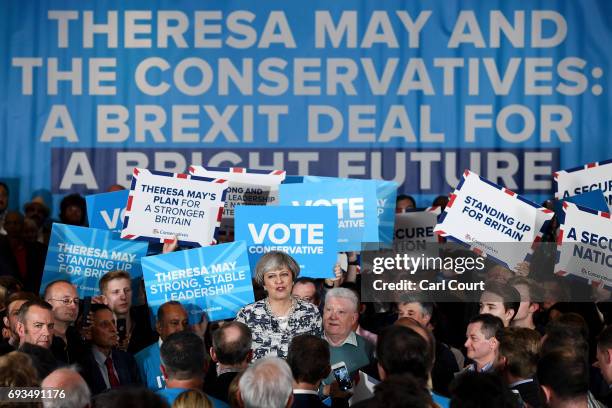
[121,168,228,247]
[434,170,554,269]
[234,206,338,279]
[554,189,609,225]
[86,190,129,235]
[141,241,254,322]
[555,202,612,288]
[188,166,286,231]
[554,159,612,211]
[302,176,398,248]
[279,180,378,251]
[394,207,441,252]
[41,224,148,297]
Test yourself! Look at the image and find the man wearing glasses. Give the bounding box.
[44,279,83,363]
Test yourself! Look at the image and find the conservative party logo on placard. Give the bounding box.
[86,190,129,234]
[555,202,612,289]
[189,166,286,230]
[41,223,148,297]
[234,205,338,279]
[141,241,254,322]
[554,159,612,211]
[434,170,554,270]
[302,176,398,248]
[280,180,378,252]
[121,168,228,247]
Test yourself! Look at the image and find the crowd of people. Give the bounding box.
[0,182,611,408]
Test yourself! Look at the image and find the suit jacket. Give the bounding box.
[510,379,545,408]
[204,371,239,403]
[78,346,142,395]
[292,392,327,408]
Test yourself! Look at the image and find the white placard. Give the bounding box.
[554,160,612,211]
[189,166,286,230]
[121,168,228,247]
[434,170,553,269]
[555,202,612,288]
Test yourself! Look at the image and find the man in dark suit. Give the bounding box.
[78,304,141,395]
[496,326,545,408]
[287,334,331,408]
[204,321,253,403]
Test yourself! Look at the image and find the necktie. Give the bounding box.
[104,356,120,388]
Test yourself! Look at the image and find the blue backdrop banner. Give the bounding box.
[1,1,611,211]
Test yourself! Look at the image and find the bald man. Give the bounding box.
[204,322,253,403]
[42,367,91,408]
[44,280,83,363]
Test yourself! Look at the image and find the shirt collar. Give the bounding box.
[325,331,358,347]
[92,346,109,366]
[293,389,319,395]
[217,365,242,376]
[509,378,534,388]
[467,360,493,373]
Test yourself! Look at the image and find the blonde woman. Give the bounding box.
[172,389,212,408]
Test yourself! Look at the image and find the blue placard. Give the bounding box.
[279,181,378,251]
[86,190,130,235]
[302,176,398,248]
[141,241,255,322]
[234,205,338,279]
[41,223,148,297]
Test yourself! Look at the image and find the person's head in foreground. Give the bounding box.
[160,331,209,388]
[41,367,91,408]
[376,324,432,384]
[537,351,590,408]
[287,334,330,389]
[211,321,253,369]
[238,357,293,408]
[495,326,541,384]
[450,372,521,408]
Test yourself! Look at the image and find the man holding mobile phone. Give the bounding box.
[321,288,374,399]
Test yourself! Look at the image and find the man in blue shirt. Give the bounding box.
[135,301,189,391]
[156,331,227,408]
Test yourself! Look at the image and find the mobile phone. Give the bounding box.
[80,296,92,329]
[116,318,127,341]
[331,361,353,391]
